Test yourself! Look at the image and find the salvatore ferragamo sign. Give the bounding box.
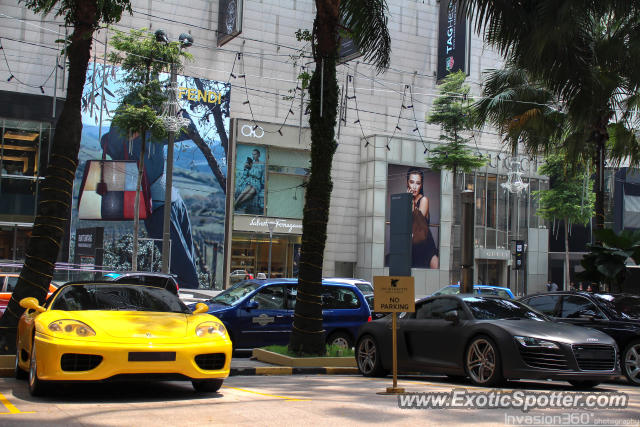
[233,215,303,234]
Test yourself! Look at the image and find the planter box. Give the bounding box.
[252,348,357,368]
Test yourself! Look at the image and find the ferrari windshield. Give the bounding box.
[463,297,548,321]
[51,284,190,313]
[209,281,261,306]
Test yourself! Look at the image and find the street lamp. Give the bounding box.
[156,29,193,274]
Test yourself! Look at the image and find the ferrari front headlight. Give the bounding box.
[196,321,227,337]
[48,320,96,337]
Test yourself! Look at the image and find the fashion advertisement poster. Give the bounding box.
[385,164,441,269]
[234,144,266,215]
[72,62,230,289]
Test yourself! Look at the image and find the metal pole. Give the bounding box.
[161,60,177,274]
[461,190,475,293]
[268,228,273,278]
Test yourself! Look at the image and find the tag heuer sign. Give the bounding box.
[373,276,415,312]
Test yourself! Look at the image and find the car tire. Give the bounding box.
[356,335,387,377]
[14,345,27,380]
[465,335,503,387]
[623,339,640,386]
[327,331,353,349]
[568,380,600,389]
[192,379,224,393]
[28,340,49,396]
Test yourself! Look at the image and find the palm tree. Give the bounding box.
[288,0,391,355]
[458,0,640,231]
[0,0,132,354]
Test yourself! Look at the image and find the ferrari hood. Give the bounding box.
[492,319,616,345]
[60,311,191,339]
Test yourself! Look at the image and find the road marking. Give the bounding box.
[0,392,34,415]
[222,385,310,402]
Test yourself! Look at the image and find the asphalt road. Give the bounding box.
[1,374,639,426]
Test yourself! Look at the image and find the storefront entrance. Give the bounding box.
[231,233,301,279]
[476,259,506,286]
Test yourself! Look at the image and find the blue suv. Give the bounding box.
[196,278,371,349]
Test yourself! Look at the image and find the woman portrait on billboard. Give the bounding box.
[407,168,439,269]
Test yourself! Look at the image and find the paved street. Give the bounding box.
[1,373,639,426]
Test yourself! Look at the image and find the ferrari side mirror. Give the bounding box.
[19,297,45,313]
[192,303,209,314]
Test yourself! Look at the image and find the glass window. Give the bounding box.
[51,284,189,313]
[286,286,297,309]
[321,287,361,309]
[5,276,18,292]
[268,148,310,169]
[463,296,548,320]
[522,294,561,316]
[486,174,497,228]
[266,173,305,218]
[475,173,486,226]
[560,295,604,319]
[416,298,460,319]
[253,285,285,310]
[529,178,539,228]
[593,294,640,320]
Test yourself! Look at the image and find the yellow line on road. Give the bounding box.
[223,385,310,402]
[0,392,33,414]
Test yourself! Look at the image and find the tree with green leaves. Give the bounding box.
[577,229,640,293]
[458,0,640,232]
[107,28,191,272]
[533,154,594,290]
[426,70,486,282]
[0,0,132,354]
[288,0,391,356]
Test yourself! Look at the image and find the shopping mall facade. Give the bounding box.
[0,0,595,296]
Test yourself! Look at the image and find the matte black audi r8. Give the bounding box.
[355,295,620,388]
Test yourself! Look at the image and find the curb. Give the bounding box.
[230,366,359,376]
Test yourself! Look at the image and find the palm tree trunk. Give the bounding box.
[288,0,339,356]
[132,134,147,271]
[0,2,98,353]
[594,138,605,232]
[564,216,570,291]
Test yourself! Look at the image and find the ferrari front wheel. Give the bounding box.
[192,379,224,393]
[28,341,49,396]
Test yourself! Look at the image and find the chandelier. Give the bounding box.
[159,80,190,132]
[501,159,529,195]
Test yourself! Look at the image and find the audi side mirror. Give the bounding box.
[444,310,460,324]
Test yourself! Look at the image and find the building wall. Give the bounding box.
[2,1,550,293]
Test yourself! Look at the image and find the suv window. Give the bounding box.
[522,295,561,316]
[322,287,360,309]
[355,282,373,295]
[560,295,605,319]
[253,285,285,310]
[416,298,460,319]
[6,276,18,292]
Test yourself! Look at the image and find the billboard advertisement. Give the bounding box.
[73,62,230,289]
[437,0,468,81]
[385,165,441,269]
[234,144,266,215]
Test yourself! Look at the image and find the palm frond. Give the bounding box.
[340,0,391,72]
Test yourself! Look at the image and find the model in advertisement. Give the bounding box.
[407,168,439,269]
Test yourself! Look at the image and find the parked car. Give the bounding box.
[433,284,515,298]
[15,281,231,396]
[324,278,373,295]
[105,272,179,295]
[520,291,640,386]
[364,295,388,320]
[230,269,254,284]
[196,278,372,349]
[355,295,619,388]
[0,273,57,315]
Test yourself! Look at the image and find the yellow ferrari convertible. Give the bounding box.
[15,282,232,396]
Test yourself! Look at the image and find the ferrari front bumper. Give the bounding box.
[32,332,232,382]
